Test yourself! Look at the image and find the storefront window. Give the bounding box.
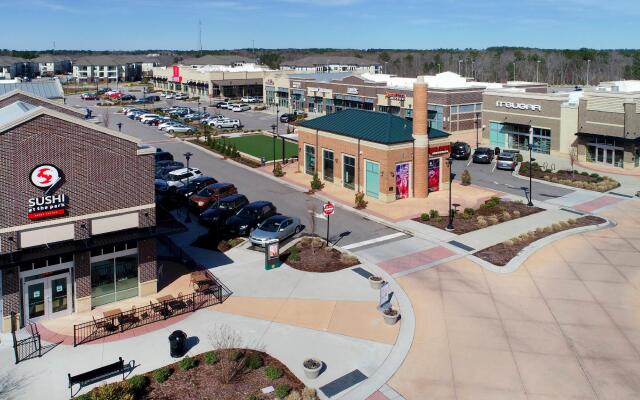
[323,149,334,182]
[428,105,443,130]
[343,155,355,190]
[305,144,315,175]
[91,252,138,307]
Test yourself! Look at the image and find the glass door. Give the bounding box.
[25,280,46,323]
[50,276,70,315]
[24,273,72,323]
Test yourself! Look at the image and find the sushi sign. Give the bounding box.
[27,164,68,220]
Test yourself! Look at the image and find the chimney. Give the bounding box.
[412,76,429,198]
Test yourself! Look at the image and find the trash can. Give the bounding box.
[169,330,187,358]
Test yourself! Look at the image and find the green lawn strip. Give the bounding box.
[225,134,298,161]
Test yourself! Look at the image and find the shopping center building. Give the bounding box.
[0,91,162,332]
[264,71,546,137]
[297,77,453,202]
[482,82,640,170]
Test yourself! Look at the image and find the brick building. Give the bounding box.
[0,92,162,332]
[297,77,452,202]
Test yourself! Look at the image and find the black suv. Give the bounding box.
[198,194,250,229]
[172,176,218,201]
[155,151,174,162]
[279,113,297,123]
[224,201,277,237]
[451,142,471,160]
[472,147,495,164]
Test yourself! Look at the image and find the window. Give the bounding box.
[305,144,316,175]
[343,155,356,190]
[323,149,334,182]
[428,105,444,130]
[91,253,139,307]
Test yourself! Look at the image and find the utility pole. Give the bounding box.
[536,60,541,82]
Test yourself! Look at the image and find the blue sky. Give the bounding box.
[3,0,639,50]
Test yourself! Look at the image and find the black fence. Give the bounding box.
[73,276,231,347]
[11,313,42,364]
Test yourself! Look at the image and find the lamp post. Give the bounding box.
[528,144,535,207]
[446,157,456,231]
[271,124,277,172]
[117,122,122,132]
[536,60,541,83]
[475,112,480,148]
[184,152,193,222]
[586,59,591,86]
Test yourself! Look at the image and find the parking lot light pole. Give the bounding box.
[446,157,456,231]
[528,144,535,207]
[271,124,277,172]
[475,112,480,149]
[184,152,193,223]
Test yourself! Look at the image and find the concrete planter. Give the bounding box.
[369,276,384,289]
[383,309,400,325]
[303,358,323,379]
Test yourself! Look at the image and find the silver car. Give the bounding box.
[496,151,519,171]
[249,215,302,246]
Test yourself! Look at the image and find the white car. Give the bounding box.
[165,167,203,188]
[166,125,196,133]
[139,114,161,123]
[213,119,242,129]
[241,96,257,103]
[232,104,251,112]
[165,93,175,99]
[218,102,233,109]
[158,121,182,130]
[175,93,189,100]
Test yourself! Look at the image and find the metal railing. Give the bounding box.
[73,275,231,347]
[11,312,42,364]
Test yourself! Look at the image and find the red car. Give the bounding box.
[107,92,123,100]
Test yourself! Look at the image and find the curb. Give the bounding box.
[466,215,615,274]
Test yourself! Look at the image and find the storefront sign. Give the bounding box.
[495,101,541,111]
[265,79,274,85]
[292,81,301,88]
[347,87,358,95]
[385,91,406,100]
[428,159,440,192]
[28,164,68,220]
[395,163,410,199]
[265,240,282,270]
[171,65,182,83]
[428,144,451,156]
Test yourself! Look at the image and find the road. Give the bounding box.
[65,93,398,247]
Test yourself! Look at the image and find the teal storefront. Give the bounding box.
[489,122,551,154]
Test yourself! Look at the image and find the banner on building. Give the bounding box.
[428,158,440,192]
[395,163,410,199]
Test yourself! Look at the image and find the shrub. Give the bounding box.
[504,239,515,247]
[461,169,472,186]
[229,350,244,362]
[205,351,219,365]
[559,221,570,228]
[543,226,553,233]
[275,384,291,399]
[487,215,499,225]
[535,227,544,234]
[512,210,521,218]
[246,354,264,370]
[154,367,171,384]
[310,173,324,191]
[127,375,147,394]
[179,356,197,371]
[516,153,524,162]
[288,245,301,261]
[273,162,285,177]
[463,207,475,217]
[429,209,440,219]
[302,387,319,400]
[476,217,488,228]
[551,223,562,231]
[247,395,260,400]
[543,175,551,181]
[568,218,577,225]
[265,365,283,380]
[590,173,600,179]
[481,196,500,210]
[420,212,430,221]
[75,394,92,400]
[340,253,359,265]
[92,382,134,400]
[355,192,368,209]
[502,211,511,220]
[286,391,303,400]
[518,233,529,242]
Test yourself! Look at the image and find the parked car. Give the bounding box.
[172,176,218,201]
[280,113,297,123]
[189,183,238,212]
[241,96,258,103]
[212,119,242,129]
[154,151,174,163]
[155,165,184,179]
[121,94,136,101]
[232,104,251,112]
[139,114,161,123]
[165,93,175,99]
[107,92,123,100]
[80,93,97,100]
[225,201,278,237]
[156,160,183,171]
[472,147,495,164]
[451,141,472,160]
[249,215,302,247]
[165,167,203,189]
[97,87,111,95]
[166,125,196,134]
[175,93,189,100]
[198,194,250,228]
[496,150,520,171]
[216,101,232,109]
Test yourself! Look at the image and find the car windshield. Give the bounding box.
[237,207,258,218]
[218,200,233,209]
[498,155,513,161]
[259,219,282,232]
[196,188,211,196]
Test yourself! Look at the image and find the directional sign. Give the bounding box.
[323,201,335,216]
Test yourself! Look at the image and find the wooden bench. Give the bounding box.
[68,357,125,397]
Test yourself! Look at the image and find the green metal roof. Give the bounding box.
[298,109,449,145]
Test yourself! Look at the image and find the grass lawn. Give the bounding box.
[225,134,298,161]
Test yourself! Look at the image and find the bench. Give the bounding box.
[68,357,125,397]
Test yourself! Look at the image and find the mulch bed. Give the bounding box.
[519,162,620,192]
[474,215,606,266]
[282,237,360,272]
[412,199,544,235]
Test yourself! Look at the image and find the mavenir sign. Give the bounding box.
[496,101,542,111]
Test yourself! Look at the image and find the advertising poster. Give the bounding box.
[428,158,440,192]
[395,163,410,199]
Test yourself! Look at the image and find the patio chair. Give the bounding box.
[92,316,106,331]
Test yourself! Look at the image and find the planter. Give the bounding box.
[303,358,323,379]
[368,276,383,290]
[383,309,400,325]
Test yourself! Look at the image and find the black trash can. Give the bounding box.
[169,330,187,358]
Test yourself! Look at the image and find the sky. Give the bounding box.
[2,0,639,50]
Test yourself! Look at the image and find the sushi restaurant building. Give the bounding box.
[0,97,162,332]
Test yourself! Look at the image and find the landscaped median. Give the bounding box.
[281,236,360,273]
[518,161,620,192]
[473,215,606,266]
[413,196,543,234]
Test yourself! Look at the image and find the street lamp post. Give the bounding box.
[536,60,541,82]
[475,113,480,148]
[446,157,456,231]
[271,124,277,172]
[184,152,193,222]
[528,144,535,207]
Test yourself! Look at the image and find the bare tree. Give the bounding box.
[569,145,578,179]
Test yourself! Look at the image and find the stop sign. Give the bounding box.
[323,202,335,216]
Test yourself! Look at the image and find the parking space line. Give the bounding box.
[466,159,472,167]
[491,162,497,173]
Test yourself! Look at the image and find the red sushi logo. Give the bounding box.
[30,164,61,189]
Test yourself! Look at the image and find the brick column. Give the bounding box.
[74,251,91,312]
[412,77,429,198]
[138,239,157,297]
[2,266,19,333]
